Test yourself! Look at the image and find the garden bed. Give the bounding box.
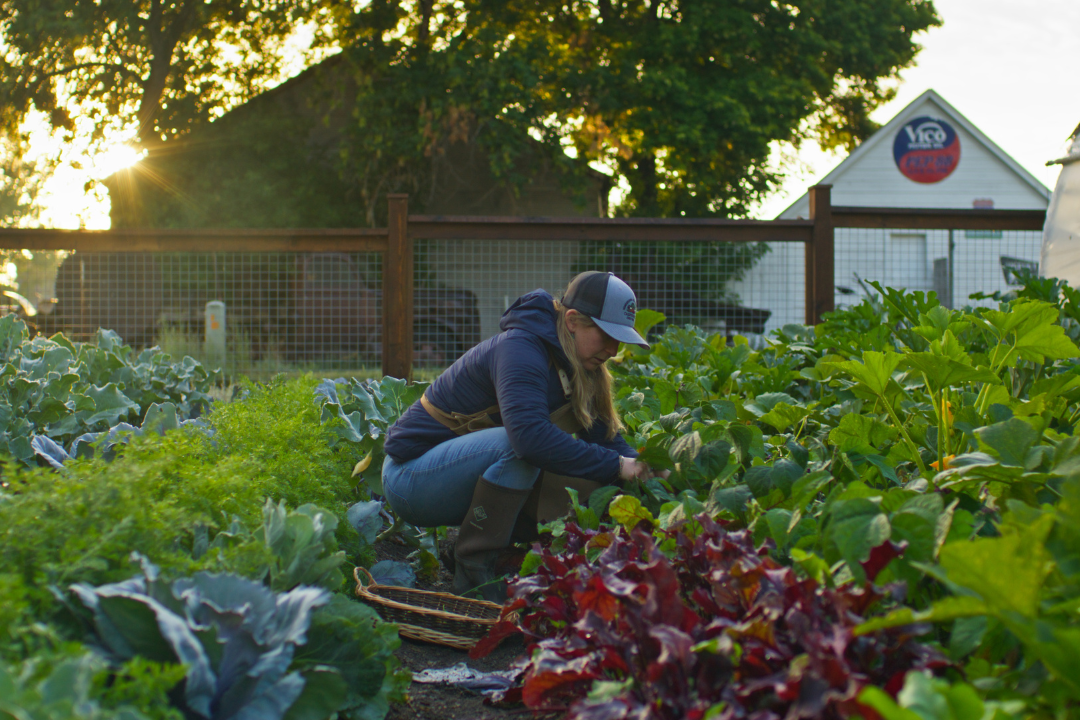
[5,275,1080,719]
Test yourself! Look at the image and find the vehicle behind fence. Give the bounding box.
[0,187,1046,380]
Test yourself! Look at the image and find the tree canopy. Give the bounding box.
[0,0,334,147]
[0,131,45,225]
[337,0,940,218]
[2,0,939,220]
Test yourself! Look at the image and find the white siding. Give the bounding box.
[781,96,1049,217]
[831,228,1042,309]
[736,91,1051,332]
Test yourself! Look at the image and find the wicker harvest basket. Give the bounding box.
[353,566,505,650]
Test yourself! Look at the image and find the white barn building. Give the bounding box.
[730,89,1051,331]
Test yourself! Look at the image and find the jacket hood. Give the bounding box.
[499,290,568,361]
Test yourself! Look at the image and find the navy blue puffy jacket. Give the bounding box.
[383,290,636,483]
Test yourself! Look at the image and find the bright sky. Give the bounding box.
[755,0,1080,219]
[28,0,1080,228]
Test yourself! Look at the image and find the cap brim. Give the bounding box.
[593,317,650,349]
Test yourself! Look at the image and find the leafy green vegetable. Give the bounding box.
[0,651,167,720]
[72,557,331,720]
[0,317,218,466]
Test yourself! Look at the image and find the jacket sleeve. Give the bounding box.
[492,335,622,483]
[578,420,638,458]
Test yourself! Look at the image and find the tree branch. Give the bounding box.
[137,0,200,146]
[42,62,140,81]
[418,0,433,45]
[598,0,613,23]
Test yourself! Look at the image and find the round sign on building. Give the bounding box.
[893,116,961,184]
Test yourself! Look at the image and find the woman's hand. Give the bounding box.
[619,456,655,485]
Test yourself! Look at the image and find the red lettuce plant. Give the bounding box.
[474,516,945,720]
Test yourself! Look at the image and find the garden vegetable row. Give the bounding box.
[470,279,1080,719]
[0,323,404,720]
[6,272,1080,720]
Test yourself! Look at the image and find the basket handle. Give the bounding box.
[354,566,378,589]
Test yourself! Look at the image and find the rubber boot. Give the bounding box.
[453,478,532,603]
[508,472,606,543]
[509,482,543,544]
[534,472,603,523]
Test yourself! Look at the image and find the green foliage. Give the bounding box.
[0,0,332,148]
[0,649,158,720]
[112,0,940,226]
[208,499,350,592]
[0,317,218,466]
[0,376,368,648]
[71,557,398,720]
[15,275,1080,718]
[0,371,403,720]
[292,595,409,720]
[210,375,363,511]
[314,376,427,496]
[598,278,1080,713]
[859,672,1024,720]
[336,0,939,219]
[0,131,49,226]
[96,657,187,720]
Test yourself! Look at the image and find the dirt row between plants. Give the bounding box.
[373,537,541,720]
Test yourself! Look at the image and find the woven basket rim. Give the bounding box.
[396,623,477,651]
[353,566,503,625]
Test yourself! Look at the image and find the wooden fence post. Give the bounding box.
[807,184,834,325]
[383,194,413,380]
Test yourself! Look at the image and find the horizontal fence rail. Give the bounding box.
[0,185,1049,380]
[832,207,1046,231]
[408,216,814,243]
[0,228,391,253]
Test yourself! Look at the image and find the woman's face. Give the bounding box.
[567,310,620,371]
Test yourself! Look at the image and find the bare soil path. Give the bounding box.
[372,536,541,720]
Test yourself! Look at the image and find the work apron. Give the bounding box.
[419,362,604,523]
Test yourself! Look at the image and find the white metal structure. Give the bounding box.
[732,90,1051,330]
[1040,130,1080,285]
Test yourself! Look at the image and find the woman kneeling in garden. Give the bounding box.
[382,271,660,601]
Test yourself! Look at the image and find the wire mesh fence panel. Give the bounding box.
[833,228,1043,311]
[832,228,949,309]
[419,237,789,357]
[42,250,385,379]
[953,230,1042,307]
[726,242,806,333]
[0,214,1041,381]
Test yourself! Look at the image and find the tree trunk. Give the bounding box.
[633,153,659,216]
[418,0,434,45]
[136,0,197,147]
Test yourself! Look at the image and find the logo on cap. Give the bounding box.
[622,299,636,322]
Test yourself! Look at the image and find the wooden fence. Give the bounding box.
[0,185,1047,380]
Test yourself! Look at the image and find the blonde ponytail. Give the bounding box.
[553,299,624,439]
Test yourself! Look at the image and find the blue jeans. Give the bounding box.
[381,427,541,527]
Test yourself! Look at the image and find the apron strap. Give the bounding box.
[420,394,499,436]
[421,392,584,436]
[420,343,584,436]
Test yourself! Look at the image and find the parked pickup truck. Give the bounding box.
[50,252,481,368]
[627,275,772,337]
[291,253,480,366]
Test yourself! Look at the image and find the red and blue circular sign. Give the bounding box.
[893,116,961,183]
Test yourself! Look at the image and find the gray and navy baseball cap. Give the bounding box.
[562,271,649,348]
